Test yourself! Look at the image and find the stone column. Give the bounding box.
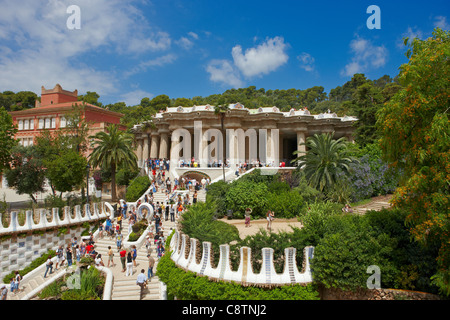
[296,131,306,155]
[150,133,160,159]
[142,134,150,161]
[159,131,169,160]
[136,137,143,167]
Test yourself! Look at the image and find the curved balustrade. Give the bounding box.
[0,202,113,235]
[170,229,314,287]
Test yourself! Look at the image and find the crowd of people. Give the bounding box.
[146,157,290,172]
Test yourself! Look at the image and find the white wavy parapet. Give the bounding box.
[0,202,114,235]
[170,229,314,287]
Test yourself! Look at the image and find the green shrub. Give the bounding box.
[225,180,269,219]
[205,180,230,217]
[125,175,150,202]
[180,202,240,246]
[310,214,398,291]
[266,190,304,219]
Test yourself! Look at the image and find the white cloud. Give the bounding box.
[433,16,450,30]
[231,36,289,78]
[120,90,154,106]
[176,37,194,50]
[297,52,315,72]
[0,0,172,96]
[341,37,387,77]
[124,54,177,77]
[206,59,243,88]
[188,32,199,40]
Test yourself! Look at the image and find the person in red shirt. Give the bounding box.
[86,244,94,255]
[120,249,127,272]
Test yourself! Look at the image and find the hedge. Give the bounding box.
[125,175,151,202]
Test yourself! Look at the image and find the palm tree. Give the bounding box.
[89,124,138,202]
[214,103,230,182]
[291,133,357,193]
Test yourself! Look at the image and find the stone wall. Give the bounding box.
[320,286,440,300]
[0,202,114,280]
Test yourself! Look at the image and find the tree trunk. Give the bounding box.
[221,114,226,182]
[29,194,37,203]
[111,162,117,202]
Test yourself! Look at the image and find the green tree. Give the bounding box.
[0,107,18,171]
[78,91,102,107]
[351,82,384,146]
[89,124,138,202]
[5,145,46,203]
[292,133,357,193]
[44,150,87,197]
[377,28,450,296]
[150,94,171,111]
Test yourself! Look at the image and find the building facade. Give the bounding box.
[8,84,124,156]
[131,103,357,180]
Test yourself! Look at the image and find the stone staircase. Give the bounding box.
[5,186,205,300]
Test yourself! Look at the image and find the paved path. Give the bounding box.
[352,194,393,214]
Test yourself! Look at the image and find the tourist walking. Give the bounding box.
[126,251,133,276]
[116,230,123,251]
[75,245,81,263]
[1,284,7,300]
[136,269,148,300]
[44,256,53,278]
[132,245,138,267]
[107,246,115,267]
[55,245,65,269]
[266,210,275,231]
[170,204,175,222]
[11,271,22,294]
[147,254,155,280]
[119,249,127,272]
[66,245,73,267]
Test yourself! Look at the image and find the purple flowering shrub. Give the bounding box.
[340,155,401,202]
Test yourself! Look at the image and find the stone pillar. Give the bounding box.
[136,137,143,167]
[159,131,169,160]
[296,131,306,155]
[150,133,160,159]
[142,134,150,161]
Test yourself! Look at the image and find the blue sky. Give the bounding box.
[0,0,448,105]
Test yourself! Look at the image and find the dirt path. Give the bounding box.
[219,217,303,239]
[221,194,393,239]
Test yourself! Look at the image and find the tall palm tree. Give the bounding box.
[89,124,138,202]
[214,103,230,182]
[291,133,357,193]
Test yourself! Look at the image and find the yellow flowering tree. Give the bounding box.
[377,28,449,295]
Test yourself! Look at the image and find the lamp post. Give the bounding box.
[86,163,90,204]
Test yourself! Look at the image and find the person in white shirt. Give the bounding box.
[136,269,148,300]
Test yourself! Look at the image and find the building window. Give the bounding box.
[24,119,29,130]
[30,119,34,130]
[45,118,51,128]
[18,120,23,130]
[60,116,66,128]
[39,119,44,129]
[51,118,56,128]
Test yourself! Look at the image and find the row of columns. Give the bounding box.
[135,132,170,167]
[135,128,309,168]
